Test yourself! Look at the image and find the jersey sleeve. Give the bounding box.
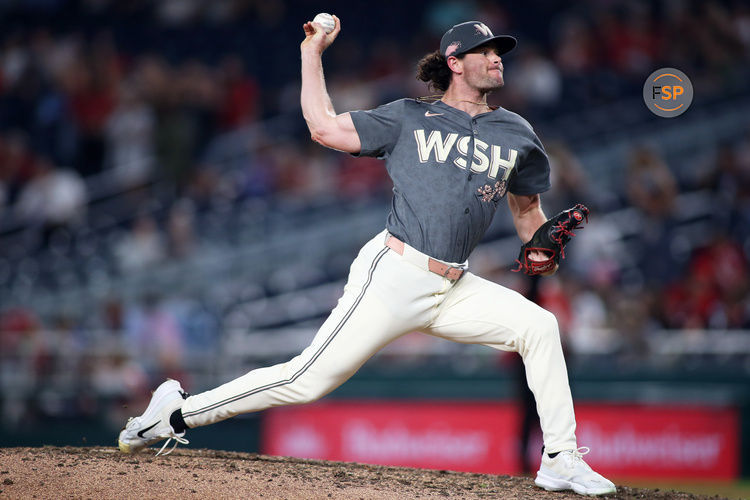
[508,133,551,195]
[349,99,405,159]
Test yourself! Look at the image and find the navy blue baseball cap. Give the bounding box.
[440,21,517,58]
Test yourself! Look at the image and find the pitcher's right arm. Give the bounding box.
[300,15,361,154]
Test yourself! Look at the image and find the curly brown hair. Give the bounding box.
[416,50,462,93]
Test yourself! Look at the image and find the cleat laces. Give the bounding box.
[562,446,593,471]
[155,434,189,457]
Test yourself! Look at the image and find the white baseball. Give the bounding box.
[313,13,335,34]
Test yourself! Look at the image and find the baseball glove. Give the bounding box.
[513,203,589,276]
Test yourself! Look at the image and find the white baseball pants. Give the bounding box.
[181,230,578,453]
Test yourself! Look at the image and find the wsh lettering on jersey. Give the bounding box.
[413,130,518,180]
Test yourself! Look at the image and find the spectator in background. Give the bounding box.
[663,231,750,329]
[625,145,680,285]
[698,139,750,241]
[153,70,193,191]
[180,60,220,154]
[183,164,223,211]
[700,233,749,329]
[234,143,278,199]
[100,296,126,332]
[699,142,744,197]
[610,290,654,360]
[26,29,79,167]
[272,143,310,201]
[91,350,149,402]
[166,198,196,260]
[105,81,156,189]
[124,292,186,380]
[66,33,120,177]
[217,55,261,130]
[133,55,170,110]
[113,213,166,272]
[155,60,218,193]
[15,155,87,244]
[0,305,41,357]
[508,44,562,113]
[566,279,617,355]
[625,145,678,213]
[662,264,718,330]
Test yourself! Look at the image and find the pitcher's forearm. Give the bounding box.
[508,193,547,242]
[301,50,337,142]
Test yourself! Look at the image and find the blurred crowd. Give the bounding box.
[2,0,750,218]
[1,0,750,427]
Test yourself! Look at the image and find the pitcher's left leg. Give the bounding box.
[425,272,577,453]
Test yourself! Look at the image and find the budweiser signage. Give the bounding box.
[262,401,739,479]
[342,420,490,463]
[263,401,518,473]
[575,404,739,479]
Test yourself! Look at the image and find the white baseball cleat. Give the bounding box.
[118,379,189,456]
[535,447,616,496]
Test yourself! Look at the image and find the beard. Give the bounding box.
[470,71,504,92]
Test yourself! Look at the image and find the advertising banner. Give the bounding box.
[262,401,739,479]
[575,404,739,479]
[263,401,519,473]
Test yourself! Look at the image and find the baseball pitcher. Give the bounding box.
[118,17,615,496]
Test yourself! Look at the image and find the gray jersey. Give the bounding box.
[350,98,550,263]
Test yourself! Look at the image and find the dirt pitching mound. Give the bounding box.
[0,446,722,499]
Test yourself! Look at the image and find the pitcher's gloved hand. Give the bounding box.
[514,204,589,276]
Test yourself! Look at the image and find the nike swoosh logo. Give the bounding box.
[137,422,159,438]
[424,111,444,117]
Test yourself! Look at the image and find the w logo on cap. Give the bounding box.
[440,21,516,58]
[474,23,492,36]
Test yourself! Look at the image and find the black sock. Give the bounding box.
[170,409,188,433]
[547,451,560,459]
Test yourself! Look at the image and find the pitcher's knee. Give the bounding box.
[284,375,338,405]
[287,392,318,406]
